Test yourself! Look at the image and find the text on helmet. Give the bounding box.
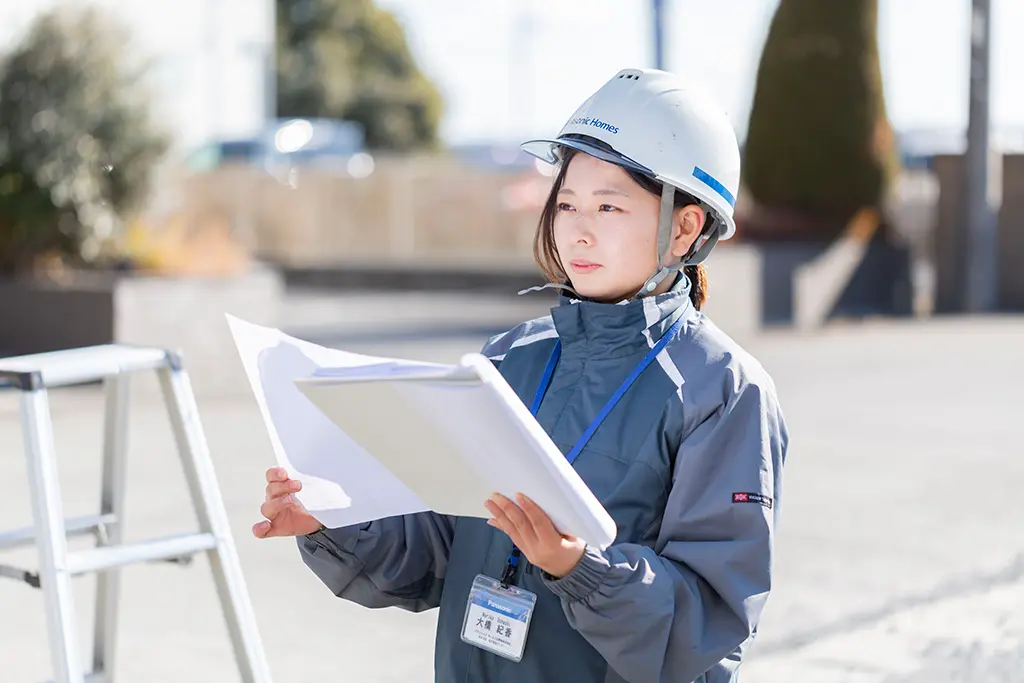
[568,117,620,135]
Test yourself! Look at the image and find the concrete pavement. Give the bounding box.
[1,302,1022,682]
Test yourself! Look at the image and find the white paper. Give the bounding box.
[226,314,429,528]
[228,315,618,548]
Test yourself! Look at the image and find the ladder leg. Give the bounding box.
[157,365,272,683]
[21,388,85,683]
[91,375,131,681]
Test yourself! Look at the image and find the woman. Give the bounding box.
[254,67,789,683]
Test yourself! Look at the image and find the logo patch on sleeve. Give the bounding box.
[733,492,772,509]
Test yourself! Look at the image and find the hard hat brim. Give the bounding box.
[520,136,656,179]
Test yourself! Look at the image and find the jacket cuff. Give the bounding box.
[542,545,610,603]
[300,522,366,558]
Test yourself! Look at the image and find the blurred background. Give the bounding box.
[0,1,1021,682]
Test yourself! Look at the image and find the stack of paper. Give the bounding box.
[227,315,617,549]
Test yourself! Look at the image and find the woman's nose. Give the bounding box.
[570,214,596,244]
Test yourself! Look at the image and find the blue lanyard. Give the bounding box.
[530,316,684,462]
[499,316,684,585]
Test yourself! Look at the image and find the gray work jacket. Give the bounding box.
[298,278,789,682]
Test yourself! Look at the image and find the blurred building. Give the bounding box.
[0,0,276,158]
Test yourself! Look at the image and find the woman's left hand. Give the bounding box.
[485,493,586,579]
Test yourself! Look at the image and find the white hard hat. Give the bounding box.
[521,68,741,293]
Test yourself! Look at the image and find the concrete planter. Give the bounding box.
[730,204,915,327]
[0,265,283,395]
[759,232,913,326]
[701,233,913,332]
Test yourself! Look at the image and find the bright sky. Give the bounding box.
[377,0,1024,145]
[1,0,1020,150]
[0,0,274,149]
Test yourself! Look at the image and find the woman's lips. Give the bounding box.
[569,259,601,274]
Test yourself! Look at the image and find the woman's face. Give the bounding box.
[553,153,701,302]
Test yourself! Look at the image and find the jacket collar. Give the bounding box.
[548,274,694,359]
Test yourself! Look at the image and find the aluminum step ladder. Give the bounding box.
[0,344,272,683]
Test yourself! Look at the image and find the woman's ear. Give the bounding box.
[669,205,705,259]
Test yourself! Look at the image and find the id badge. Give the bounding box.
[461,574,537,662]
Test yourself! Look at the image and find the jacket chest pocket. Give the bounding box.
[562,445,671,546]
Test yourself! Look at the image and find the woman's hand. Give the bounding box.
[253,467,323,538]
[485,493,586,579]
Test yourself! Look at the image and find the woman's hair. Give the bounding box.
[533,145,710,309]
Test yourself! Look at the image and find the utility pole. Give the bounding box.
[964,0,999,311]
[509,1,536,143]
[652,0,667,70]
[266,0,278,121]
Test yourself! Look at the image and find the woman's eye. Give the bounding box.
[556,202,575,212]
[598,204,618,212]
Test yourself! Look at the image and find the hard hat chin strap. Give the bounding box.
[638,183,720,297]
[639,183,681,296]
[656,182,675,267]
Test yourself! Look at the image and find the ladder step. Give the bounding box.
[0,344,174,390]
[0,563,41,587]
[67,533,217,576]
[0,514,118,552]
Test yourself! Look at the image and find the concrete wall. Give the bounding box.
[0,267,282,396]
[166,159,543,268]
[113,266,283,395]
[0,279,116,353]
[700,246,763,335]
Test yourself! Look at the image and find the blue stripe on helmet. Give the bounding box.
[692,167,736,207]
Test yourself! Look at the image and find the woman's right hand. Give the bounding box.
[253,467,323,538]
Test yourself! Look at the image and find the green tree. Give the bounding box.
[743,0,900,231]
[276,0,444,152]
[0,6,168,275]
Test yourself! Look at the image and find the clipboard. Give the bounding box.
[292,353,618,549]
